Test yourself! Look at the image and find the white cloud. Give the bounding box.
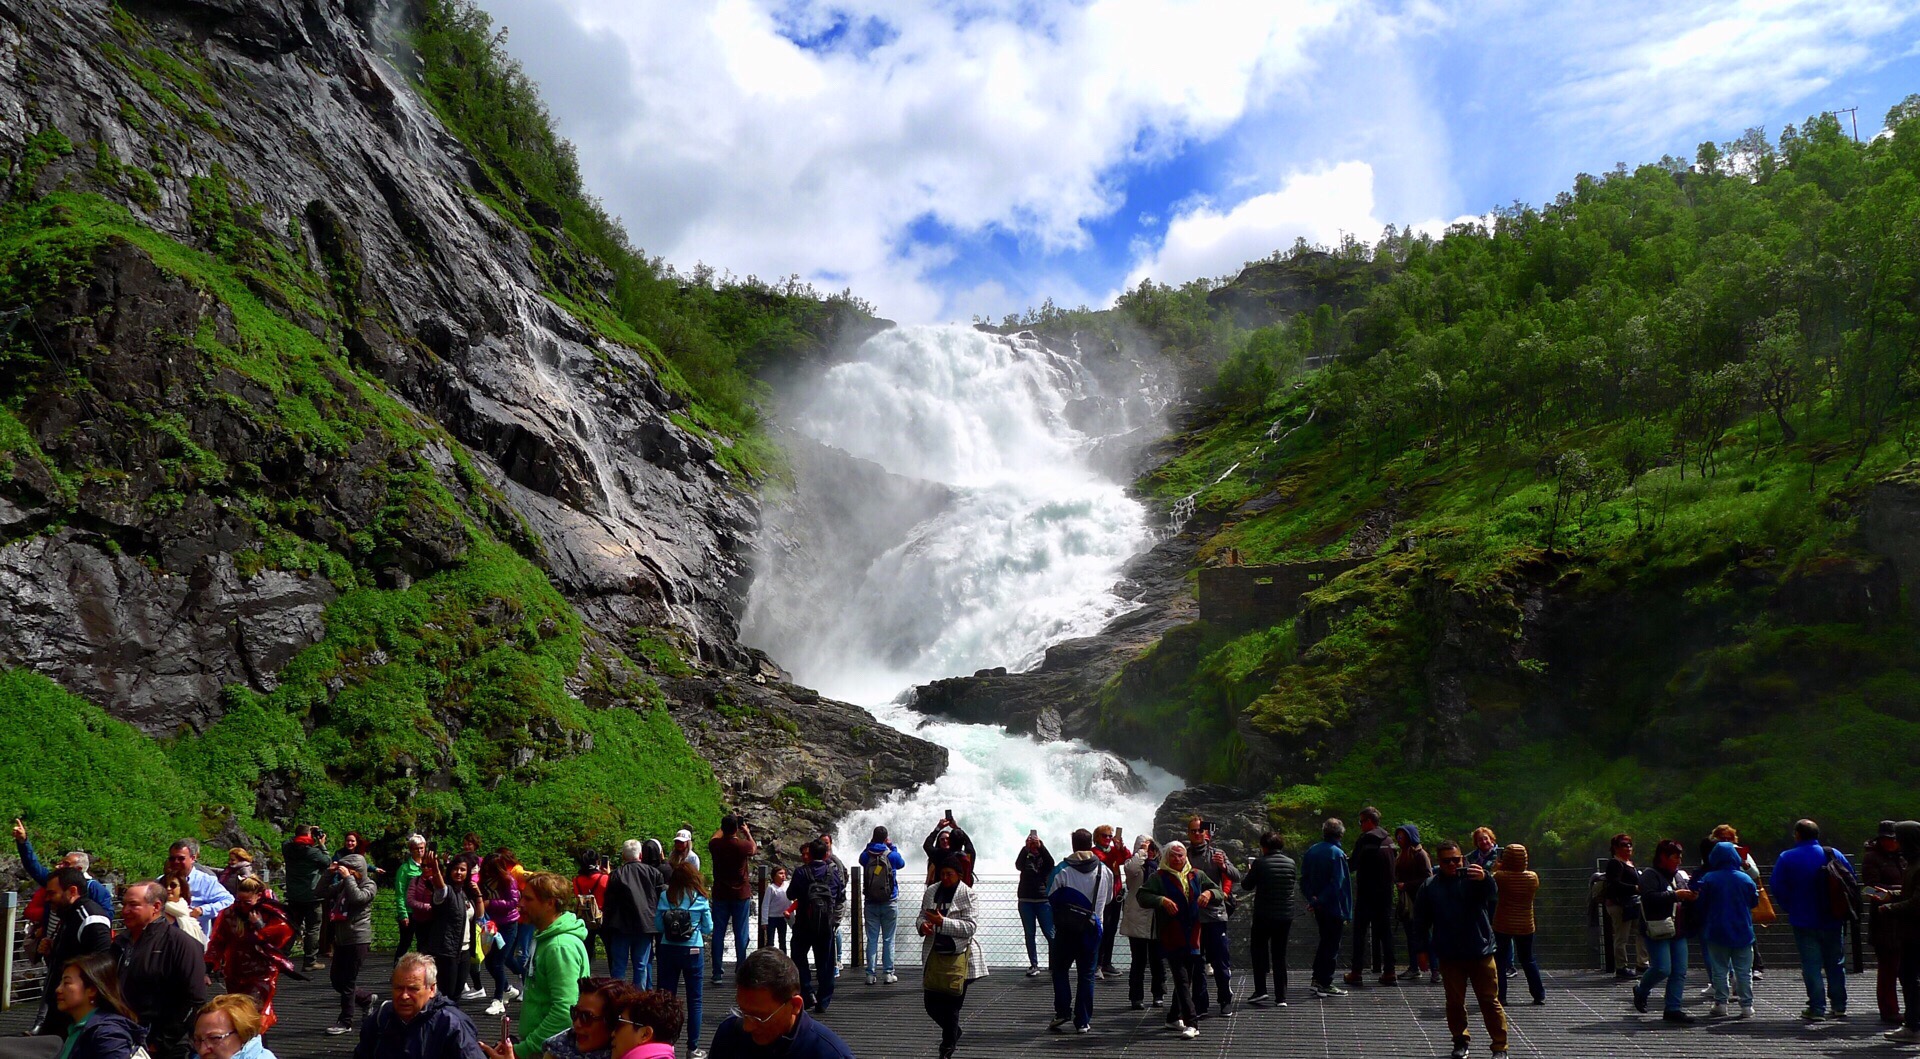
[1120,161,1383,290]
[478,0,1352,321]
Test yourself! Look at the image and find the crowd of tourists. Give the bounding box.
[7,810,1919,1059]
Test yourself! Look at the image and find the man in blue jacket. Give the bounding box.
[1771,818,1856,1020]
[1300,818,1352,998]
[1695,840,1759,1018]
[1415,841,1506,1059]
[857,826,906,986]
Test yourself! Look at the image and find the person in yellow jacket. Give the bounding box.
[1490,844,1543,1005]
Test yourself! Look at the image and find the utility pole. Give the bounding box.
[1826,107,1860,142]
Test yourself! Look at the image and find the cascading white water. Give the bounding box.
[743,324,1184,880]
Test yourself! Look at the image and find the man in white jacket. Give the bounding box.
[1046,829,1114,1034]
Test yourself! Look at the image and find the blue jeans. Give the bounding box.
[1018,901,1055,968]
[1704,942,1754,1007]
[1051,924,1099,1029]
[865,902,899,974]
[506,921,536,977]
[657,945,704,1052]
[1794,926,1848,1015]
[711,899,752,979]
[1638,937,1688,1012]
[606,932,655,988]
[1495,932,1543,1004]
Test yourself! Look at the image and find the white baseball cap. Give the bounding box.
[674,829,693,843]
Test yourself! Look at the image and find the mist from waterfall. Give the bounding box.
[743,324,1182,873]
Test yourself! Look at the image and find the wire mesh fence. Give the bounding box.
[761,867,1881,974]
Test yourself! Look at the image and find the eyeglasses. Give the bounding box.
[571,1007,604,1024]
[190,1032,237,1048]
[612,1016,644,1030]
[727,1005,789,1029]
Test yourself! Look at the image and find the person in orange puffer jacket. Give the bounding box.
[1491,844,1543,1006]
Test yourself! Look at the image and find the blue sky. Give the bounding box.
[477,0,1920,323]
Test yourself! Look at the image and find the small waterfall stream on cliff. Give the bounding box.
[743,325,1183,879]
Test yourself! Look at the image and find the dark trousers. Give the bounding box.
[288,900,324,964]
[924,980,968,1051]
[1400,906,1431,970]
[331,942,374,1021]
[1194,922,1232,1012]
[432,955,466,1005]
[1902,939,1920,1031]
[793,921,837,1009]
[1252,919,1292,999]
[1166,952,1200,1026]
[394,918,420,958]
[1876,938,1904,1023]
[1098,899,1122,970]
[1313,909,1345,987]
[1128,937,1166,1007]
[1352,897,1395,975]
[1051,925,1099,1028]
[1495,932,1544,1004]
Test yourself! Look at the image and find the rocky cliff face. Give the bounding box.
[0,0,940,845]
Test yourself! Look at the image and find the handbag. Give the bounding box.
[1645,916,1677,940]
[1753,884,1777,926]
[924,949,970,996]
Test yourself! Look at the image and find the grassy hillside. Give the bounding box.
[1096,105,1920,859]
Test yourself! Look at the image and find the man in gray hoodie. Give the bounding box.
[1185,816,1242,1017]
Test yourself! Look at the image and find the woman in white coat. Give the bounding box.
[919,858,988,1059]
[1119,835,1164,1009]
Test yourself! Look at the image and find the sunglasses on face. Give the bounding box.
[1439,856,1464,864]
[571,1008,603,1024]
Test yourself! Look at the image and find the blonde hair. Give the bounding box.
[1471,826,1497,846]
[521,871,571,906]
[196,995,264,1041]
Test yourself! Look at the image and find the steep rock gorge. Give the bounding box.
[0,0,941,868]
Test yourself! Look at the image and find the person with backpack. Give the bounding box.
[1014,832,1056,977]
[573,853,610,963]
[707,817,758,986]
[1395,824,1436,983]
[1869,820,1920,1045]
[654,861,714,1059]
[1695,839,1759,1019]
[278,824,332,971]
[1632,839,1698,1024]
[1772,818,1858,1021]
[604,840,666,989]
[789,840,845,1013]
[1118,836,1164,1010]
[858,826,906,985]
[918,857,987,1059]
[1045,829,1114,1034]
[1240,831,1298,1007]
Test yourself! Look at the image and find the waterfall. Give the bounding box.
[744,324,1183,877]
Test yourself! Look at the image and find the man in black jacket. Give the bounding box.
[603,838,665,989]
[37,866,114,1037]
[281,825,333,971]
[1602,834,1646,977]
[1241,832,1299,1005]
[114,880,209,1059]
[1014,833,1056,977]
[1414,841,1507,1059]
[1347,807,1398,986]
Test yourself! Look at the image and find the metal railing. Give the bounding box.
[741,867,1883,974]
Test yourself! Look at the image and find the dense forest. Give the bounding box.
[1074,103,1920,859]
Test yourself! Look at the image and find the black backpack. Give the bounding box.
[800,865,836,930]
[1823,847,1863,922]
[864,856,897,906]
[661,906,695,943]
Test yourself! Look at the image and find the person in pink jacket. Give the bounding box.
[610,989,684,1059]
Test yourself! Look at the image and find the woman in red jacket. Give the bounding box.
[205,877,296,1029]
[573,853,610,961]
